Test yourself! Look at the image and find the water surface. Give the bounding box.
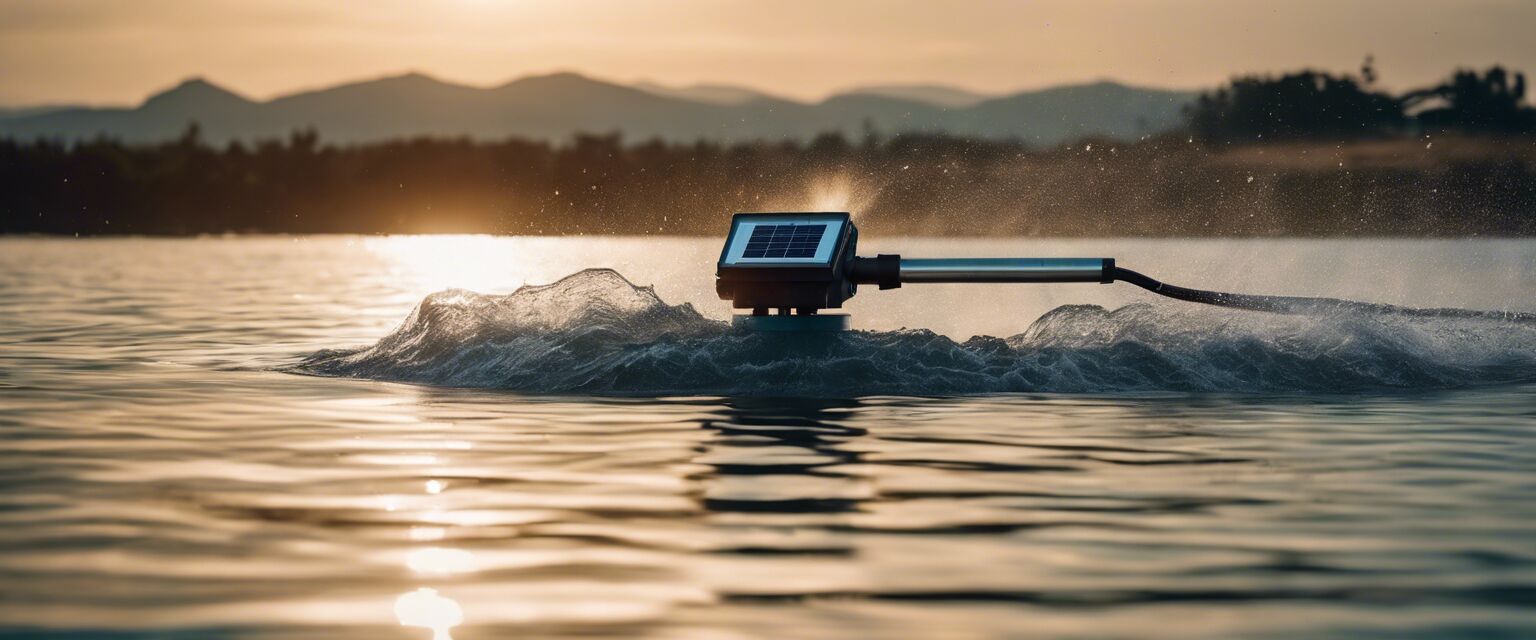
[2,236,1535,639]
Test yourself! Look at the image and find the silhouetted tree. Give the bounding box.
[1360,55,1378,87]
[1188,68,1405,142]
[1405,66,1536,133]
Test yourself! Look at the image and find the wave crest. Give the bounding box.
[288,269,1536,395]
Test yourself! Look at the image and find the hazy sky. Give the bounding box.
[2,0,1533,106]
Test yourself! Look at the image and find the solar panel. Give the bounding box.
[742,223,826,259]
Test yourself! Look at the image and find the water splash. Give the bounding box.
[287,269,1536,396]
[759,171,886,218]
[807,172,859,212]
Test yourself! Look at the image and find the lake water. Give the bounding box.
[2,236,1535,639]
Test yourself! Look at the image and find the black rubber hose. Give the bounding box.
[1110,266,1536,323]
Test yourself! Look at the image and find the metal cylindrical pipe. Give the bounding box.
[899,258,1111,283]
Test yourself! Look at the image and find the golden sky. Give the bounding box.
[2,0,1532,106]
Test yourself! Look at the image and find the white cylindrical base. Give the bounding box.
[732,314,850,332]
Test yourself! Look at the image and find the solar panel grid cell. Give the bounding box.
[742,223,826,259]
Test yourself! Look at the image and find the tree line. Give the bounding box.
[2,64,1534,237]
[1188,61,1536,142]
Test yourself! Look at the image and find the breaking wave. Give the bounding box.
[286,269,1536,396]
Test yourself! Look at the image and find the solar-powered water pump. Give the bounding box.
[715,211,1501,331]
[716,212,1111,331]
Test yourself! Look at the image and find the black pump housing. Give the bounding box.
[715,212,859,313]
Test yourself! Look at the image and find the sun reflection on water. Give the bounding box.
[364,417,475,639]
[407,547,477,576]
[395,587,463,640]
[410,526,448,541]
[364,234,525,296]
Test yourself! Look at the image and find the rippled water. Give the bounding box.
[3,236,1536,639]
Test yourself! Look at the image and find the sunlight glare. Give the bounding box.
[395,587,463,640]
[410,526,448,542]
[406,547,477,575]
[802,172,882,217]
[364,235,525,295]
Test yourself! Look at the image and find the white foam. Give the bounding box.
[289,269,1536,396]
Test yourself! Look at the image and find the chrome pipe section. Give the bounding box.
[898,258,1112,283]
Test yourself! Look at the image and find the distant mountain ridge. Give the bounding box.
[0,72,1196,145]
[844,84,993,107]
[631,81,778,105]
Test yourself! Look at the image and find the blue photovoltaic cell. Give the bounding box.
[741,224,826,259]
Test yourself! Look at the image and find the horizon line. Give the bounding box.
[1,68,1204,111]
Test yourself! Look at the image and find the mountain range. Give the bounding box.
[0,72,1196,146]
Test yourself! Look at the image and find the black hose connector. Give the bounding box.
[1111,266,1294,312]
[851,254,902,290]
[1110,265,1536,322]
